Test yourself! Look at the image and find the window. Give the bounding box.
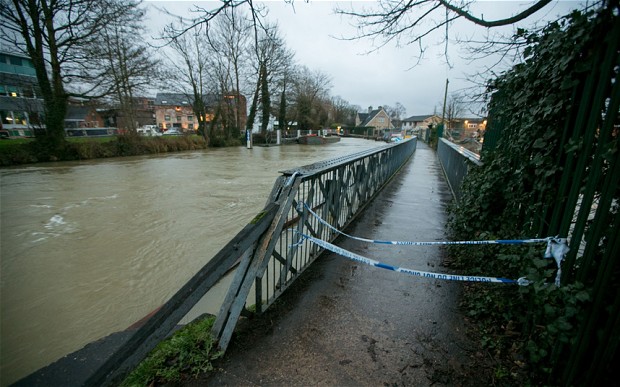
[9,56,22,66]
[14,111,27,125]
[29,112,43,126]
[187,115,194,122]
[1,111,11,125]
[378,117,385,123]
[176,116,181,122]
[165,115,170,121]
[22,86,34,98]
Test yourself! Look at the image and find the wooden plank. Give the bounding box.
[211,245,256,338]
[216,177,302,352]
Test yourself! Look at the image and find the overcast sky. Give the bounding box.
[146,1,586,118]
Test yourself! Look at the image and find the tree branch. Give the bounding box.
[438,0,553,27]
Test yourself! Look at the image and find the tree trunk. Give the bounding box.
[246,75,261,131]
[260,64,270,134]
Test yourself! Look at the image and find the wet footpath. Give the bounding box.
[196,141,479,386]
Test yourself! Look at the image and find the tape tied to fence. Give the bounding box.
[297,202,570,286]
[295,231,531,286]
[300,202,551,246]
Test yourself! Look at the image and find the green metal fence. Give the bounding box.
[548,14,619,384]
[478,9,619,384]
[437,138,482,201]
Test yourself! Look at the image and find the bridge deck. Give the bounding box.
[199,141,477,386]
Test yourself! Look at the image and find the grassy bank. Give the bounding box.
[120,315,222,386]
[0,135,242,166]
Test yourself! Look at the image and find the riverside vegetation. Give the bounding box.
[0,134,243,166]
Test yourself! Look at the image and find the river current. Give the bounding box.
[0,138,381,385]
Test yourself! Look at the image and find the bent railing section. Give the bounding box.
[211,137,417,350]
[90,137,417,385]
[437,138,482,201]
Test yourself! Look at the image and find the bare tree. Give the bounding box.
[384,102,407,121]
[443,94,466,140]
[334,0,557,60]
[165,26,214,141]
[93,5,161,133]
[242,22,294,134]
[0,0,143,149]
[330,96,358,127]
[291,66,333,130]
[207,8,253,136]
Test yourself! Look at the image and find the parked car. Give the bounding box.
[137,126,162,136]
[389,134,404,142]
[163,128,182,136]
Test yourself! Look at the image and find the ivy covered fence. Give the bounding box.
[448,3,619,385]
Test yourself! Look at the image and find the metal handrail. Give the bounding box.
[437,138,481,201]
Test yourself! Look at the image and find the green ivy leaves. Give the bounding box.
[447,6,604,384]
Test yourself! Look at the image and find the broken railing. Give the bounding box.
[89,137,417,386]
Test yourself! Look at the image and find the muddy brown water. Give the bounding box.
[0,138,381,385]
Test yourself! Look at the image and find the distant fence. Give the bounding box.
[88,137,417,385]
[437,138,482,202]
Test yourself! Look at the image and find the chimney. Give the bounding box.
[368,106,373,113]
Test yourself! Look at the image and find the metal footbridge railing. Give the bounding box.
[89,137,417,385]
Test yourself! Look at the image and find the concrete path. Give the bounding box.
[197,141,478,386]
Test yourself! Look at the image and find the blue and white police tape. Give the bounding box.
[296,231,531,286]
[300,202,551,246]
[544,237,569,287]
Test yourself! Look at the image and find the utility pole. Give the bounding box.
[440,78,449,140]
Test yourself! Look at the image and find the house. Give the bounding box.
[154,92,247,133]
[0,51,44,136]
[445,117,487,140]
[154,93,204,132]
[113,97,156,130]
[355,106,393,137]
[401,114,441,132]
[64,104,105,128]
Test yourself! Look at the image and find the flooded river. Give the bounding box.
[0,138,381,385]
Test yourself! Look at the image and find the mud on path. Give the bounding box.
[192,142,491,386]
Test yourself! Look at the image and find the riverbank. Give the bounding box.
[0,135,242,166]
